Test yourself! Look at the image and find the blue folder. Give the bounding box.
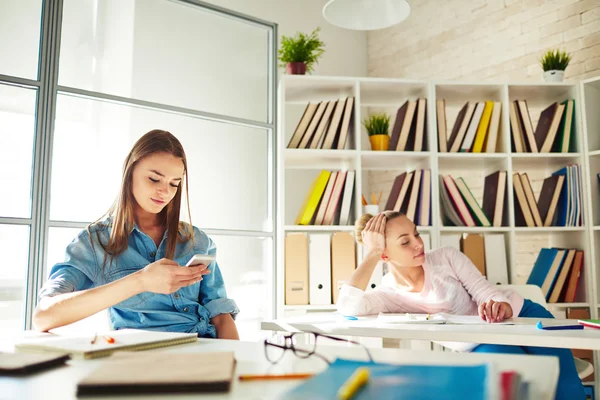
[282,358,490,400]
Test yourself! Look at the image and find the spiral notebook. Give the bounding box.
[14,329,198,359]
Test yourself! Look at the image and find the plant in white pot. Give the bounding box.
[278,28,325,75]
[540,49,572,82]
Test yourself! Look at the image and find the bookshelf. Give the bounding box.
[277,75,596,319]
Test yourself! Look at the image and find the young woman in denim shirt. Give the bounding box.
[33,130,240,339]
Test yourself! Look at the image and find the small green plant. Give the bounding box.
[540,49,572,71]
[278,28,325,74]
[362,113,391,136]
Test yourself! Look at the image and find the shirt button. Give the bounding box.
[149,252,156,257]
[174,293,180,299]
[183,307,189,312]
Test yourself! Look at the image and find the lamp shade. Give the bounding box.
[322,0,410,31]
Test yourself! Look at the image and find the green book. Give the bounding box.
[578,319,600,329]
[552,99,575,152]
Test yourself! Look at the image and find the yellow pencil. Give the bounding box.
[377,191,382,205]
[337,367,369,400]
[371,192,376,205]
[361,194,368,206]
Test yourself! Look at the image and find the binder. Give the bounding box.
[285,233,309,305]
[308,234,332,305]
[331,232,356,304]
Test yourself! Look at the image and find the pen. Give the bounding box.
[343,315,358,321]
[337,367,369,400]
[536,321,584,330]
[238,373,313,381]
[426,314,430,321]
[90,332,98,344]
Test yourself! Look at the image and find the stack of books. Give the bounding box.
[295,170,355,226]
[287,97,354,150]
[513,165,582,227]
[437,100,502,153]
[510,99,575,153]
[383,169,431,226]
[526,248,584,303]
[440,171,506,227]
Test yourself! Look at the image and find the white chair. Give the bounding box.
[498,284,594,381]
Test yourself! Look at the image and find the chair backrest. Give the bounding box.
[496,284,547,307]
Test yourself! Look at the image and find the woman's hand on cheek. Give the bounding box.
[362,213,386,254]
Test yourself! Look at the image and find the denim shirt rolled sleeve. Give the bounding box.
[197,230,240,320]
[39,230,97,299]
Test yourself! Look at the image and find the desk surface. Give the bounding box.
[0,338,558,399]
[261,314,600,350]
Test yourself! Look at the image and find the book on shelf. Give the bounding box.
[510,98,575,153]
[526,247,584,303]
[387,98,427,151]
[383,169,431,226]
[287,97,355,150]
[512,166,580,227]
[295,170,355,226]
[438,100,501,153]
[440,172,506,228]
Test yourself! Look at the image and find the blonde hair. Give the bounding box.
[354,211,404,245]
[90,130,193,269]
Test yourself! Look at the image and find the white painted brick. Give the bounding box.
[540,14,581,37]
[573,43,600,63]
[582,7,600,25]
[563,18,600,43]
[522,10,559,33]
[582,30,600,47]
[585,56,600,71]
[559,0,600,19]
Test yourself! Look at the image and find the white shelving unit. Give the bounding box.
[277,73,600,392]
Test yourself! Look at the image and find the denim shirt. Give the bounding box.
[39,218,239,338]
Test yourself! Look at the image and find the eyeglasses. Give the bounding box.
[264,331,373,365]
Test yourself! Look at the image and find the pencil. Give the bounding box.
[361,194,368,206]
[377,191,382,205]
[238,373,313,381]
[103,335,115,344]
[371,192,376,205]
[337,367,369,400]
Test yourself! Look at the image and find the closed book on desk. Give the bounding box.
[77,351,235,396]
[14,329,198,360]
[283,358,491,400]
[0,352,70,375]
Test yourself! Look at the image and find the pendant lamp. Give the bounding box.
[322,0,411,31]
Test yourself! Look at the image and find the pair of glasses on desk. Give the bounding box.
[264,331,374,365]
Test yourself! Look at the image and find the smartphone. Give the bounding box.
[185,254,215,267]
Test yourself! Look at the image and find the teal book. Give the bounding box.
[282,358,490,400]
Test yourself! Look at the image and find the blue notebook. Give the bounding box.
[282,358,490,400]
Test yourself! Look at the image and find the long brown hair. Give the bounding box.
[90,130,193,268]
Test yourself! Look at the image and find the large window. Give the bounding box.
[0,0,276,340]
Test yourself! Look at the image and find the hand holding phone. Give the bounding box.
[185,254,215,267]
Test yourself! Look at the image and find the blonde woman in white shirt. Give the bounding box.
[337,211,584,400]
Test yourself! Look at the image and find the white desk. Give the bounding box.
[261,314,600,350]
[0,338,558,399]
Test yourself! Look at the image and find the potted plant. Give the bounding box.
[278,28,325,75]
[363,113,390,151]
[540,49,572,82]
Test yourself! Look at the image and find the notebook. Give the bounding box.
[376,313,515,325]
[284,358,492,400]
[0,352,70,375]
[14,329,198,359]
[76,351,236,396]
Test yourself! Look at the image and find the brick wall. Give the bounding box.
[368,0,600,82]
[365,0,599,288]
